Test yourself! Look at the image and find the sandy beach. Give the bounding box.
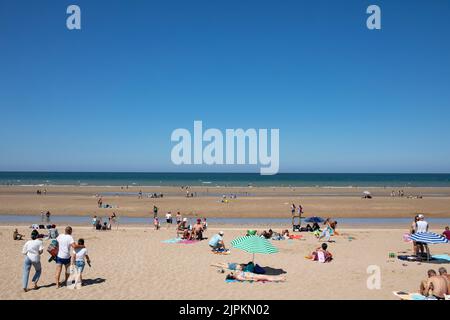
[1,186,450,218]
[1,224,449,300]
[1,185,449,300]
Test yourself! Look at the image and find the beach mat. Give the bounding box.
[179,240,199,244]
[393,291,430,300]
[162,238,182,244]
[432,254,450,262]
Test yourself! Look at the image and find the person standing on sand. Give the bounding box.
[22,230,43,292]
[415,214,429,256]
[410,215,419,255]
[165,212,172,229]
[153,205,158,218]
[55,226,84,288]
[45,211,51,223]
[290,203,296,215]
[176,212,182,224]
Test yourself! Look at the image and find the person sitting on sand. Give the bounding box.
[438,267,450,293]
[308,243,333,263]
[226,271,286,282]
[209,231,226,251]
[281,229,290,239]
[260,229,273,239]
[14,229,24,240]
[192,219,204,240]
[420,269,448,299]
[48,224,59,239]
[443,226,450,240]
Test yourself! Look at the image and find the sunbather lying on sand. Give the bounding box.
[211,262,255,272]
[226,271,286,282]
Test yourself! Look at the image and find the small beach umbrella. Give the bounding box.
[231,235,278,263]
[304,216,324,224]
[409,232,448,261]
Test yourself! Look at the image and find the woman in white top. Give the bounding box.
[22,230,44,292]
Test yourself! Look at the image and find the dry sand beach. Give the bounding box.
[1,185,449,300]
[1,225,449,300]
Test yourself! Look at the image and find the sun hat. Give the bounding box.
[219,231,224,235]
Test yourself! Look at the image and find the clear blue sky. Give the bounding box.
[1,0,449,173]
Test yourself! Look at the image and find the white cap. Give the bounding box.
[219,231,224,235]
[183,218,188,222]
[418,214,424,219]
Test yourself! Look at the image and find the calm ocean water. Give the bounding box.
[1,172,450,187]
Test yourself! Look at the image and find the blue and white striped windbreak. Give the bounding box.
[410,232,449,244]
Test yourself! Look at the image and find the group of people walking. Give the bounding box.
[21,226,91,292]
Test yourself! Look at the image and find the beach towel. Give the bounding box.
[179,240,199,244]
[162,238,182,244]
[393,291,428,300]
[431,254,450,262]
[289,235,302,240]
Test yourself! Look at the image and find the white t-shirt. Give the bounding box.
[416,220,428,233]
[22,239,43,263]
[56,234,75,259]
[74,248,88,262]
[166,213,172,219]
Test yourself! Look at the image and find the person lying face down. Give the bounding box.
[226,271,286,282]
[211,262,255,272]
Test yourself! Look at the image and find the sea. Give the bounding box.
[1,172,450,187]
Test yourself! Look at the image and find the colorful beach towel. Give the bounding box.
[431,254,450,262]
[162,238,182,244]
[179,240,199,244]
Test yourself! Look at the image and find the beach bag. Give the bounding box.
[47,240,59,262]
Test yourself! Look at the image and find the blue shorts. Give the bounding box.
[75,261,86,273]
[56,256,71,265]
